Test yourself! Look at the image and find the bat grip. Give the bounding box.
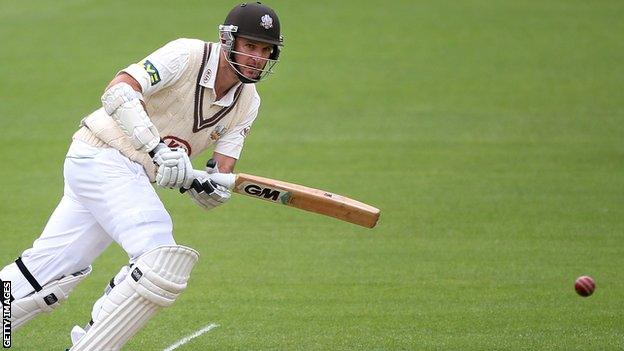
[208,173,236,189]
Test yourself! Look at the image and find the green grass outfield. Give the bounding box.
[1,0,623,349]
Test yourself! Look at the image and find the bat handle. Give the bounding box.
[206,158,217,170]
[209,173,237,189]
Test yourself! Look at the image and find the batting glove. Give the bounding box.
[151,143,194,189]
[183,170,231,211]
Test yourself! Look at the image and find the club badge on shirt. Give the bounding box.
[210,125,228,141]
[142,60,161,86]
[240,127,251,138]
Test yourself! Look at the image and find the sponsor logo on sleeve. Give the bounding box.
[142,60,161,86]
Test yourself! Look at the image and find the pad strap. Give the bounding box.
[15,257,42,292]
[9,266,92,330]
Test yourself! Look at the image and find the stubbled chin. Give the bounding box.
[244,70,259,79]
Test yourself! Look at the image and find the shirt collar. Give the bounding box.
[199,42,242,107]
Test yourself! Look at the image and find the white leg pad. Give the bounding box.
[10,266,92,330]
[69,245,199,351]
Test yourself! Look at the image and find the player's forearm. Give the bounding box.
[106,73,143,94]
[211,152,237,173]
[101,81,160,153]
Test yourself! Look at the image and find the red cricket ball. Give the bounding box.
[574,276,595,297]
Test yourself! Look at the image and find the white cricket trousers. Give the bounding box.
[0,140,175,299]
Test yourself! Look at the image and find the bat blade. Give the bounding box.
[211,173,380,228]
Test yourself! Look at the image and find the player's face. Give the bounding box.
[232,37,274,80]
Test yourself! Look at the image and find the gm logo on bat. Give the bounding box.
[242,183,291,204]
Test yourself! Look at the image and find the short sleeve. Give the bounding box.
[213,95,261,160]
[120,38,192,96]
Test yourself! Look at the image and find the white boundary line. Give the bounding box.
[163,323,220,351]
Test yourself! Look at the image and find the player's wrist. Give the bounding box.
[148,142,167,159]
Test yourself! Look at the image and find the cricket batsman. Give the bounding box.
[0,2,283,349]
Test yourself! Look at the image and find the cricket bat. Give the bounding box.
[209,173,380,228]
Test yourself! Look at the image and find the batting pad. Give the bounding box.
[11,266,92,330]
[69,245,199,351]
